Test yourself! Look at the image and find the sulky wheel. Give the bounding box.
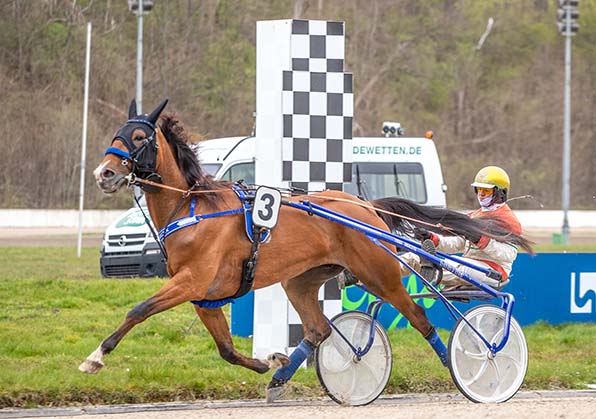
[315,310,392,406]
[448,305,528,403]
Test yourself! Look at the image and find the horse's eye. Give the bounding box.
[133,135,145,142]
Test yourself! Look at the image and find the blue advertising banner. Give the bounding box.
[231,253,596,337]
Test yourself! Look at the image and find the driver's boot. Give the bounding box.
[420,239,441,285]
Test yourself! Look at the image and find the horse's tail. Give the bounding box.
[371,197,534,254]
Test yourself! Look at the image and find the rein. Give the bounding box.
[162,182,200,232]
[125,174,457,236]
[131,182,204,263]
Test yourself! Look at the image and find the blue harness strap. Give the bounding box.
[191,298,235,309]
[158,198,243,241]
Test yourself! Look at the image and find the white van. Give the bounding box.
[100,133,447,277]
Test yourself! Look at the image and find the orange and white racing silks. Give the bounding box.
[432,204,522,281]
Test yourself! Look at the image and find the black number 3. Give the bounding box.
[258,193,274,221]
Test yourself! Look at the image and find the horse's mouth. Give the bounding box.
[97,174,127,194]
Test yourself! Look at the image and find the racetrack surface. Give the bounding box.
[1,391,594,419]
[1,226,595,247]
[0,228,104,247]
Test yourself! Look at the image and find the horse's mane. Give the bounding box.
[158,113,231,194]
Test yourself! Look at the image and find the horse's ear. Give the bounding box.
[147,99,169,124]
[128,99,137,119]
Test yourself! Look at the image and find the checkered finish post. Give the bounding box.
[252,19,351,362]
[252,283,290,360]
[281,19,353,193]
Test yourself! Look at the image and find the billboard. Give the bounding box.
[232,253,596,337]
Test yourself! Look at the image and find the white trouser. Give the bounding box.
[400,252,508,290]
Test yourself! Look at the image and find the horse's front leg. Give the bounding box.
[79,272,195,374]
[266,274,332,402]
[193,305,290,373]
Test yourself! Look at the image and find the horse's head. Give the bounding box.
[94,98,168,193]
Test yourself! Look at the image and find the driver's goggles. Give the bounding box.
[474,187,494,195]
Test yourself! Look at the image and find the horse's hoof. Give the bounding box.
[266,352,290,369]
[266,378,286,403]
[266,386,285,403]
[78,359,104,374]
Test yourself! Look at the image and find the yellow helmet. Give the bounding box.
[471,166,510,192]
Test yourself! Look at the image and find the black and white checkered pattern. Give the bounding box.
[252,19,351,361]
[287,278,342,349]
[281,20,353,192]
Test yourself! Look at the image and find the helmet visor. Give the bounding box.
[475,186,494,195]
[471,181,497,189]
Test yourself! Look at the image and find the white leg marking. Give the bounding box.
[266,352,290,370]
[78,345,105,374]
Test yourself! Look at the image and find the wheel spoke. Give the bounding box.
[327,357,354,374]
[487,358,502,396]
[456,326,485,355]
[461,348,487,360]
[477,313,504,351]
[347,322,368,348]
[495,352,523,367]
[359,352,386,387]
[461,356,489,386]
[482,314,503,342]
[489,327,508,352]
[331,329,356,359]
[349,365,358,394]
[470,317,490,349]
[490,329,524,365]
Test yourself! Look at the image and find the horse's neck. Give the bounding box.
[145,190,187,232]
[145,141,191,230]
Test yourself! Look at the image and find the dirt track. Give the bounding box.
[0,228,104,247]
[1,227,595,247]
[2,391,595,419]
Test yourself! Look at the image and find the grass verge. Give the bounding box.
[0,247,594,408]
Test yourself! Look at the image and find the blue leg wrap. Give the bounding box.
[272,339,314,383]
[426,329,449,367]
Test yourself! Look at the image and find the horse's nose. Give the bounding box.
[94,162,115,182]
[93,162,110,182]
[101,168,116,180]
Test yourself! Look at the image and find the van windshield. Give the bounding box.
[201,163,222,176]
[344,162,427,203]
[220,162,255,184]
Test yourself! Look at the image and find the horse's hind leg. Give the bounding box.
[193,305,290,373]
[351,259,449,366]
[79,272,195,374]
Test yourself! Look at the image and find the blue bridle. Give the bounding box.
[104,146,131,160]
[104,118,161,189]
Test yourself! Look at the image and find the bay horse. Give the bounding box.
[82,99,533,400]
